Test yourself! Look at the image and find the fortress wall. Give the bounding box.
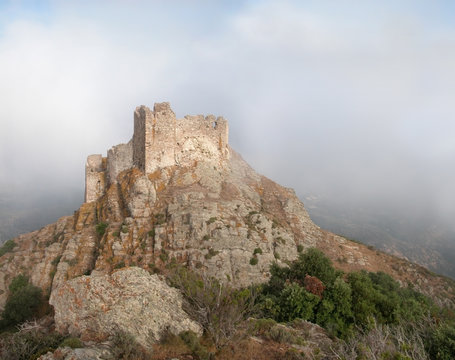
[146,102,176,173]
[174,114,230,166]
[107,140,133,183]
[133,106,149,171]
[84,102,230,203]
[85,155,107,203]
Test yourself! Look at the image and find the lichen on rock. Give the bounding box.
[49,267,202,348]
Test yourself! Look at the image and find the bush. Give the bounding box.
[60,336,84,349]
[427,323,455,360]
[179,331,211,360]
[0,324,64,360]
[110,330,150,360]
[0,275,43,329]
[0,240,16,257]
[204,248,219,260]
[303,274,325,298]
[268,324,297,344]
[278,283,320,322]
[169,266,256,348]
[332,320,429,360]
[248,318,277,336]
[95,222,108,237]
[253,248,263,255]
[153,213,166,225]
[250,256,258,265]
[8,274,29,293]
[289,248,339,286]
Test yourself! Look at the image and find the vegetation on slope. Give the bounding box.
[255,248,455,359]
[1,249,455,359]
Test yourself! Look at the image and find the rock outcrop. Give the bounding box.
[49,267,201,348]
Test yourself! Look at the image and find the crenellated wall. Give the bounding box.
[84,102,229,203]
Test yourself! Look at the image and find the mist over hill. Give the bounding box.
[0,187,82,243]
[304,194,455,279]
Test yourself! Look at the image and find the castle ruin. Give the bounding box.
[85,102,229,202]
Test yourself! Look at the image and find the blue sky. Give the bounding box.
[1,0,455,226]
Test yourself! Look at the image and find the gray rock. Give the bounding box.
[49,267,202,349]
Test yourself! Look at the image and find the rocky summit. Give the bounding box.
[0,102,454,344]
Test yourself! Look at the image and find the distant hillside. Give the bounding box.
[303,194,455,279]
[0,189,82,243]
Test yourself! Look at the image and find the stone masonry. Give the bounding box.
[84,102,229,202]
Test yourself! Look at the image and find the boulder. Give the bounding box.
[49,267,201,348]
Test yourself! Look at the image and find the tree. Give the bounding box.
[0,275,43,329]
[278,283,320,322]
[289,248,339,286]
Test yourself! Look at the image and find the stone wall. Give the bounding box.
[133,105,150,172]
[85,102,229,203]
[85,155,106,203]
[107,141,133,184]
[133,102,230,174]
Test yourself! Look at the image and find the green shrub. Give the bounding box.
[268,324,297,344]
[206,217,217,225]
[179,331,211,360]
[95,222,108,237]
[0,240,16,257]
[248,318,277,336]
[0,327,64,360]
[296,244,304,253]
[153,213,166,225]
[427,323,455,360]
[121,225,129,234]
[250,256,259,265]
[273,252,280,260]
[169,266,255,348]
[110,330,150,360]
[159,251,169,262]
[8,274,29,293]
[148,228,155,237]
[257,247,435,340]
[114,261,126,269]
[278,283,320,322]
[204,248,219,260]
[253,248,263,255]
[60,336,83,349]
[0,275,43,329]
[289,248,339,286]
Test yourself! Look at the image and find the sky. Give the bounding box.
[0,0,455,229]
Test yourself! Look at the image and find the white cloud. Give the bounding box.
[0,0,454,220]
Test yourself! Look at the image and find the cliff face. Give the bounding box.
[0,104,454,311]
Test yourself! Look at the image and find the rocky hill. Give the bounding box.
[0,103,454,357]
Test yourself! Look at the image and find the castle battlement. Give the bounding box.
[84,102,230,202]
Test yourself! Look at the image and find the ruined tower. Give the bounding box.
[84,102,229,202]
[84,155,106,203]
[133,102,177,174]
